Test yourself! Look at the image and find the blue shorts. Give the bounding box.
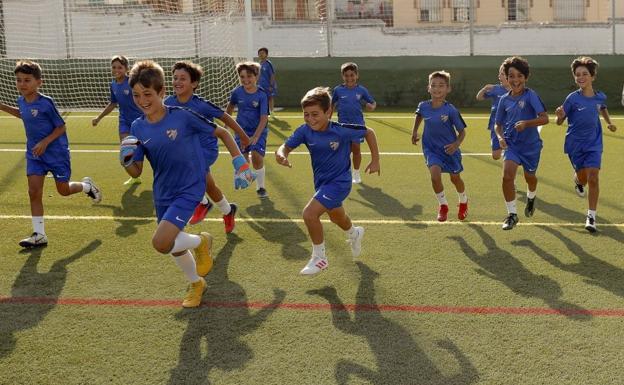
[352,137,365,145]
[261,86,277,98]
[314,182,351,210]
[423,149,463,174]
[155,197,199,230]
[568,150,601,171]
[503,146,541,174]
[236,129,268,157]
[490,128,501,151]
[26,155,71,182]
[203,147,219,174]
[119,120,132,135]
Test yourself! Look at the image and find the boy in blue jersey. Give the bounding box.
[0,60,102,248]
[122,60,254,307]
[332,62,376,184]
[165,60,251,233]
[92,55,144,185]
[257,47,277,113]
[494,56,549,230]
[476,64,510,160]
[275,87,380,275]
[555,57,617,232]
[226,62,270,199]
[412,71,468,222]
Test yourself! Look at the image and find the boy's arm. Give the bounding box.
[411,115,423,145]
[365,101,377,111]
[554,105,566,125]
[600,108,617,132]
[514,112,549,132]
[218,112,250,148]
[225,102,235,116]
[444,128,465,155]
[476,84,493,101]
[123,161,143,178]
[251,115,269,144]
[363,128,380,175]
[32,124,66,157]
[214,126,244,158]
[92,102,117,126]
[0,102,22,119]
[495,123,507,149]
[275,143,293,168]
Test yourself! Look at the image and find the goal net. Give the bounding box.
[0,0,248,110]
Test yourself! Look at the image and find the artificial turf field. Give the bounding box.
[1,110,624,385]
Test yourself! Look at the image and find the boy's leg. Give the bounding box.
[585,168,600,233]
[450,173,468,220]
[206,172,237,233]
[300,198,329,275]
[251,151,268,198]
[54,180,91,196]
[502,160,519,230]
[189,173,215,225]
[523,170,538,217]
[328,206,365,259]
[429,165,449,221]
[351,142,362,183]
[20,175,48,247]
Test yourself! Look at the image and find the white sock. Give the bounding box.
[527,189,537,199]
[170,232,201,254]
[32,216,45,235]
[171,250,200,282]
[216,197,231,215]
[255,167,266,189]
[588,209,596,219]
[346,225,356,237]
[352,169,360,174]
[312,242,326,259]
[435,191,448,206]
[506,200,517,214]
[81,181,91,192]
[458,191,468,204]
[200,195,209,205]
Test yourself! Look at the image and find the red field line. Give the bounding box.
[2,296,624,317]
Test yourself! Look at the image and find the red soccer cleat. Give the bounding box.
[437,204,449,222]
[189,201,213,225]
[458,202,468,220]
[223,203,238,233]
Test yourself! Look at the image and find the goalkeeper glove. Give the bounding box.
[119,135,140,167]
[232,155,256,190]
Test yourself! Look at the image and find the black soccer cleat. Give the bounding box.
[502,213,519,230]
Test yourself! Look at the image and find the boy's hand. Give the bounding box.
[365,103,375,111]
[555,106,565,120]
[514,120,527,132]
[91,118,99,127]
[32,140,49,157]
[119,135,140,167]
[250,133,260,146]
[275,151,292,168]
[411,132,420,145]
[607,124,617,132]
[239,133,251,149]
[444,141,459,155]
[365,159,380,175]
[498,137,507,149]
[232,154,256,189]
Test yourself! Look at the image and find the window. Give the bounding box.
[507,0,528,21]
[553,0,585,21]
[419,0,441,22]
[452,0,470,22]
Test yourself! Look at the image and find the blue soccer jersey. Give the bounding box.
[285,121,366,189]
[130,106,216,205]
[258,60,277,96]
[110,77,143,130]
[229,86,269,134]
[17,93,69,162]
[495,88,546,150]
[484,84,509,130]
[331,84,375,125]
[417,101,466,152]
[562,89,607,154]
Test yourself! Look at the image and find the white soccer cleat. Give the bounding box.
[19,232,48,248]
[352,170,362,184]
[300,255,328,275]
[574,178,586,198]
[82,177,102,203]
[347,226,365,259]
[585,215,597,233]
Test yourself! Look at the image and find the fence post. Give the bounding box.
[245,0,254,61]
[469,0,475,56]
[612,0,616,55]
[326,0,334,57]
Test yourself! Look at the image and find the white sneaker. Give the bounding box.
[574,180,586,197]
[19,232,48,248]
[352,170,362,184]
[347,226,365,258]
[82,177,102,203]
[300,255,328,275]
[585,215,596,233]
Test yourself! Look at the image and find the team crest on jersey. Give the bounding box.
[252,100,259,108]
[356,93,362,100]
[166,129,178,141]
[31,109,39,117]
[440,114,449,122]
[329,141,339,151]
[518,100,525,109]
[124,89,130,95]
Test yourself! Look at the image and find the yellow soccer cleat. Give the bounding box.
[123,176,142,186]
[182,277,206,308]
[193,232,214,276]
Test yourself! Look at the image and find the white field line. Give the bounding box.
[1,214,623,227]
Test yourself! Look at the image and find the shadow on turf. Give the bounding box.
[100,184,154,237]
[513,226,624,299]
[307,262,479,385]
[245,198,309,261]
[351,182,424,228]
[448,224,591,321]
[0,239,102,358]
[168,233,285,385]
[268,115,292,132]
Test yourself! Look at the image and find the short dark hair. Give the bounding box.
[172,60,204,84]
[111,55,129,68]
[571,56,599,77]
[340,62,358,74]
[129,60,165,93]
[258,47,269,55]
[301,87,331,112]
[236,61,260,76]
[428,70,451,85]
[14,60,42,80]
[502,56,530,78]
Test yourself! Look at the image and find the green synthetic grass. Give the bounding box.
[1,110,624,384]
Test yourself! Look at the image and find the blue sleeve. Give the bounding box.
[267,61,275,77]
[415,101,424,116]
[200,99,225,120]
[528,90,546,114]
[259,92,269,116]
[450,106,466,131]
[187,109,217,137]
[46,98,65,128]
[229,89,238,104]
[598,92,607,110]
[495,97,506,125]
[483,89,494,99]
[562,94,574,117]
[109,83,117,103]
[361,87,375,104]
[285,125,306,149]
[331,87,338,105]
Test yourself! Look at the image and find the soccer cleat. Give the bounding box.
[256,187,269,199]
[458,202,468,221]
[347,226,365,259]
[300,255,329,275]
[19,232,48,248]
[585,215,597,233]
[223,203,238,233]
[123,176,142,186]
[437,204,449,222]
[189,201,213,225]
[193,232,214,276]
[574,181,586,198]
[502,213,519,230]
[524,197,536,217]
[182,277,207,308]
[352,170,362,184]
[82,177,102,203]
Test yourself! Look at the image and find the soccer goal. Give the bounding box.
[0,0,249,110]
